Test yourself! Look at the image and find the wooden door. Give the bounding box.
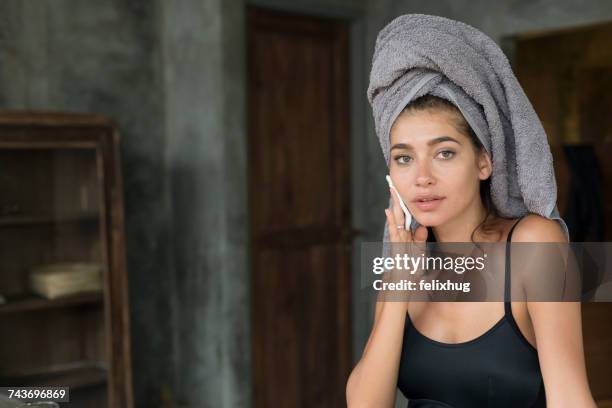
[247,7,352,408]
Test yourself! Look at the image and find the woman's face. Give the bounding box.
[389,109,491,227]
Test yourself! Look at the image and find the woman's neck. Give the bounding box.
[431,200,490,242]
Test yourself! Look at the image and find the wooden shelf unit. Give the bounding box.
[0,113,132,408]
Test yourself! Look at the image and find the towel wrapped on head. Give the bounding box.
[368,14,569,242]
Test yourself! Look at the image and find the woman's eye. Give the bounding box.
[438,150,455,159]
[395,155,412,164]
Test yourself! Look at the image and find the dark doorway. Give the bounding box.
[512,21,612,402]
[247,6,352,407]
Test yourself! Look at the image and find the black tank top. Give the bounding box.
[397,216,546,408]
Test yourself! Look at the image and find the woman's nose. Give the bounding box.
[415,161,435,187]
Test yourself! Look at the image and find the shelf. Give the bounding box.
[1,362,107,390]
[0,213,99,227]
[0,292,103,314]
[0,114,132,406]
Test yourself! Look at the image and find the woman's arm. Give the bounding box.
[514,215,597,408]
[528,301,595,407]
[345,300,408,408]
[346,196,428,408]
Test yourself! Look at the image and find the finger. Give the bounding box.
[389,188,414,242]
[387,207,413,245]
[389,188,406,230]
[413,225,428,243]
[385,208,398,242]
[402,225,413,243]
[412,225,428,259]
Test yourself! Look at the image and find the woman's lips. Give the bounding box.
[413,197,445,211]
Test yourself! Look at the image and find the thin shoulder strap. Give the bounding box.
[504,216,526,313]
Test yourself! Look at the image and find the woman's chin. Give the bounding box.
[413,212,446,227]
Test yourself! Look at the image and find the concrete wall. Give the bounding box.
[367,0,612,51]
[0,1,177,406]
[0,0,249,406]
[160,0,249,406]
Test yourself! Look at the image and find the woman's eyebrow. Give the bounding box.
[391,136,462,151]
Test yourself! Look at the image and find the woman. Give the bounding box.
[347,13,597,407]
[347,88,595,408]
[346,14,595,408]
[345,94,597,407]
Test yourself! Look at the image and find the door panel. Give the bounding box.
[248,7,351,408]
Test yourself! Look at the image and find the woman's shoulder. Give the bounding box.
[511,213,568,243]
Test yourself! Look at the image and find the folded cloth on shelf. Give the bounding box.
[367,14,569,242]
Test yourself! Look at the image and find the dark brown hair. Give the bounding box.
[396,94,506,243]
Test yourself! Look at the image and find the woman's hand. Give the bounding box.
[383,187,429,301]
[385,187,428,243]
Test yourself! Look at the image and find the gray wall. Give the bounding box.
[0,0,249,406]
[367,0,612,51]
[160,0,249,406]
[0,1,176,406]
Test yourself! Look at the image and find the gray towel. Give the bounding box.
[367,14,570,242]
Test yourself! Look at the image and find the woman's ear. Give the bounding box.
[477,150,492,180]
